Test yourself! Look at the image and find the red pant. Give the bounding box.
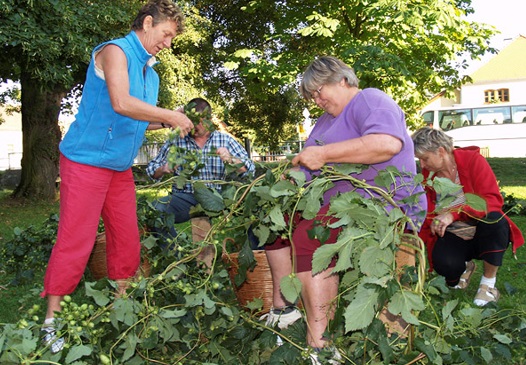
[41,154,140,297]
[265,205,341,272]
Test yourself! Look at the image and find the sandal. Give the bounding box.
[453,261,476,289]
[474,284,500,306]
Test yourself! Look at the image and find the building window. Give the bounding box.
[498,88,509,102]
[484,89,510,103]
[484,90,495,103]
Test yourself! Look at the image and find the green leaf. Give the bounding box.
[374,168,397,189]
[493,333,512,344]
[160,308,187,319]
[65,344,93,363]
[480,346,493,363]
[312,240,344,274]
[269,206,286,229]
[253,224,270,246]
[332,239,353,273]
[387,290,425,325]
[142,330,159,350]
[465,193,487,212]
[414,338,439,363]
[280,274,302,304]
[332,163,368,175]
[306,221,330,244]
[245,297,264,311]
[193,182,225,212]
[359,245,393,277]
[112,299,139,327]
[302,195,322,220]
[141,235,158,250]
[122,334,138,362]
[233,49,255,58]
[270,180,297,197]
[301,179,332,220]
[84,282,110,306]
[441,299,459,321]
[328,193,382,226]
[340,269,360,287]
[344,285,378,331]
[459,306,484,328]
[223,61,239,70]
[431,177,462,196]
[288,170,306,186]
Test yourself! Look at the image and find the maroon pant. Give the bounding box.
[265,205,341,272]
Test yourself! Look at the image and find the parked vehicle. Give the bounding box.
[421,104,526,157]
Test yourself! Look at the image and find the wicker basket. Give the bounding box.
[223,244,274,315]
[87,232,151,280]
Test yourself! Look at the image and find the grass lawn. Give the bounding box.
[1,158,526,325]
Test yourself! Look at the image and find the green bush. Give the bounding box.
[1,162,526,364]
[501,190,526,216]
[0,214,58,285]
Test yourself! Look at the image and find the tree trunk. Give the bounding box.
[13,72,65,200]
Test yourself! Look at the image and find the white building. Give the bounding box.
[422,35,526,157]
[0,107,22,170]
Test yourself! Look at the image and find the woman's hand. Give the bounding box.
[431,212,454,237]
[291,146,326,170]
[167,111,194,137]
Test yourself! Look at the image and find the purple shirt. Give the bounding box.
[302,88,426,227]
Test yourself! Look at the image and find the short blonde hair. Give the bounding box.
[300,56,359,101]
[412,127,454,156]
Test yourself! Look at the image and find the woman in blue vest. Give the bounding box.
[40,0,193,353]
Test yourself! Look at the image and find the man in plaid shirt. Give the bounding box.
[146,98,255,238]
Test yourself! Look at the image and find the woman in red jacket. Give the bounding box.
[412,127,524,306]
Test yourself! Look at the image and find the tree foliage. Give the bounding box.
[0,0,143,199]
[0,0,496,198]
[194,0,496,134]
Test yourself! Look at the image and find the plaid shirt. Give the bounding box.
[146,131,255,193]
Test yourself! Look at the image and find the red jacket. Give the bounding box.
[419,146,524,269]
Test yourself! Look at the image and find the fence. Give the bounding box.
[134,140,305,166]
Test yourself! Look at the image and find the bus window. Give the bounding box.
[422,111,434,127]
[438,109,472,131]
[512,105,526,123]
[473,106,509,125]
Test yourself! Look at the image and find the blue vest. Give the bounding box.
[60,31,157,171]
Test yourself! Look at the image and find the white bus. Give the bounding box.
[421,104,526,157]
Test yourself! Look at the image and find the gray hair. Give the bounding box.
[300,56,360,100]
[412,127,454,155]
[131,0,184,34]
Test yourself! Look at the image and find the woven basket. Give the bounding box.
[223,242,273,315]
[87,232,151,280]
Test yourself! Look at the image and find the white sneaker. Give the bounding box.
[263,307,302,329]
[260,307,302,345]
[308,347,343,365]
[41,325,65,354]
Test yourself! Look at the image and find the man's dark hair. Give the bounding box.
[187,98,211,113]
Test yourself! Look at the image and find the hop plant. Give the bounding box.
[183,102,215,133]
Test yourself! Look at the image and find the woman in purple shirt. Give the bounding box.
[263,56,425,359]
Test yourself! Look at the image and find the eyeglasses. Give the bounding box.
[310,85,324,99]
